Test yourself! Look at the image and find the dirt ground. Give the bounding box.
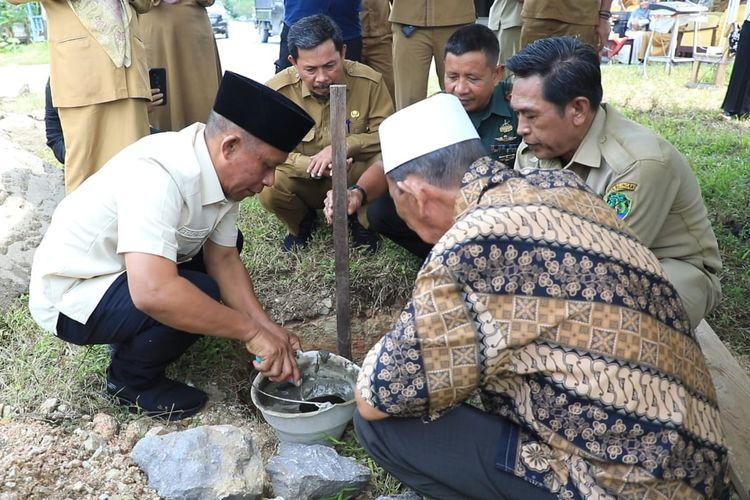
[0,311,397,500]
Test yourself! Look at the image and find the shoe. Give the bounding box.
[282,209,317,252]
[349,214,380,253]
[106,368,207,421]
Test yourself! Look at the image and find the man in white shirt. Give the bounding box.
[29,71,315,420]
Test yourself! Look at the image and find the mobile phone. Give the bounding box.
[401,24,417,37]
[148,67,167,106]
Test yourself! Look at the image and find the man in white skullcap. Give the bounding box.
[353,94,729,499]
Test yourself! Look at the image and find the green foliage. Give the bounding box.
[0,40,48,64]
[0,3,28,48]
[222,0,255,19]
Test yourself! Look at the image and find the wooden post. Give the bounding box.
[330,84,351,360]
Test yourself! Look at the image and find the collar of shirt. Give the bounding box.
[467,81,514,128]
[564,105,607,170]
[193,124,229,206]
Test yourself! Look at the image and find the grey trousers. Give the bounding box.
[353,404,557,500]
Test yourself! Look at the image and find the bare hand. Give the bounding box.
[308,146,353,178]
[246,327,300,384]
[323,187,362,225]
[147,87,164,113]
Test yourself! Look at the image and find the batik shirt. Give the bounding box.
[357,158,728,499]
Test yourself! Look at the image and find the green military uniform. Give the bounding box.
[260,60,394,235]
[390,0,475,110]
[515,104,721,329]
[361,0,395,101]
[520,0,600,49]
[467,81,519,165]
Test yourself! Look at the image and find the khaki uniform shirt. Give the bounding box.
[515,105,722,323]
[29,124,238,333]
[360,0,391,37]
[389,0,476,27]
[7,0,153,108]
[521,0,599,27]
[488,0,523,30]
[265,60,394,173]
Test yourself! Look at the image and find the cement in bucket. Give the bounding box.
[251,350,360,444]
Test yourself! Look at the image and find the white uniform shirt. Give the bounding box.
[29,123,239,333]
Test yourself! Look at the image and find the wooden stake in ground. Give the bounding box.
[330,84,351,360]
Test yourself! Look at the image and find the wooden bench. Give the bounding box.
[696,320,750,499]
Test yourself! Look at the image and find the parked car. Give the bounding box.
[209,12,228,38]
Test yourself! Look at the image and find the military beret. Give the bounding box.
[213,71,314,153]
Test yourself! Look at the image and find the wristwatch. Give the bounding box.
[348,184,368,205]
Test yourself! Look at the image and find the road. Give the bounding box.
[0,19,281,99]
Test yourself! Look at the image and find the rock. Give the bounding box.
[38,398,58,415]
[92,413,118,441]
[0,133,64,313]
[82,432,107,452]
[266,442,370,500]
[144,426,166,438]
[131,424,263,500]
[122,419,150,450]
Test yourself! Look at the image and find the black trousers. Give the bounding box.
[55,233,244,387]
[722,20,750,116]
[366,191,432,260]
[275,22,363,73]
[354,405,557,500]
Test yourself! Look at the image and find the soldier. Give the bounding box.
[261,15,393,251]
[322,24,522,260]
[390,0,475,110]
[509,37,721,329]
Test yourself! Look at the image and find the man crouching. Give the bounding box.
[354,93,729,499]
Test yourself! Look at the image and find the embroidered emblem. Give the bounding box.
[350,110,360,119]
[605,191,632,219]
[495,120,515,142]
[499,120,513,134]
[609,182,637,192]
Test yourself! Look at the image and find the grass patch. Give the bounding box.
[237,197,420,324]
[0,41,48,65]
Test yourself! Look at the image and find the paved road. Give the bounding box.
[0,19,280,99]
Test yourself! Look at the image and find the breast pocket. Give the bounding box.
[347,112,367,134]
[175,225,211,261]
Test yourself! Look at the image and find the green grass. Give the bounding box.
[601,63,750,355]
[0,41,48,65]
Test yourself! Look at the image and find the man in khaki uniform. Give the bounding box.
[360,0,394,100]
[9,0,152,193]
[261,15,393,251]
[390,0,475,110]
[508,37,721,329]
[488,0,523,65]
[520,0,612,50]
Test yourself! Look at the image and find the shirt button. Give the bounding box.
[599,137,607,144]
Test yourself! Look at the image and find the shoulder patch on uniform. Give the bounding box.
[609,181,637,192]
[605,191,632,219]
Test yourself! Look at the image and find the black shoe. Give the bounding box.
[349,214,380,253]
[282,209,317,252]
[106,369,207,421]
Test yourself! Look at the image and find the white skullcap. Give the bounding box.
[379,93,480,174]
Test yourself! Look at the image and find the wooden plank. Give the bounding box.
[330,84,351,360]
[695,320,750,499]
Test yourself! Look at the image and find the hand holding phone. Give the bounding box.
[148,67,167,107]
